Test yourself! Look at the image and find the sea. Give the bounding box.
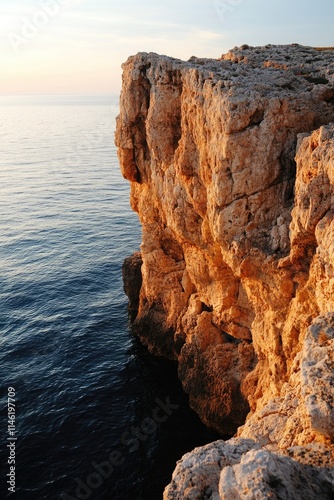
[0,95,218,500]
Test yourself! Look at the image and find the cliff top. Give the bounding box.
[123,44,334,100]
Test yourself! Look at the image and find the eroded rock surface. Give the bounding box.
[164,438,334,500]
[122,252,143,317]
[115,44,334,497]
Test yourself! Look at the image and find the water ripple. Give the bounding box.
[0,98,219,500]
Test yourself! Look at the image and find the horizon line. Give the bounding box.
[0,92,119,97]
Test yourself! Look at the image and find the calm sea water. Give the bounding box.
[0,95,218,500]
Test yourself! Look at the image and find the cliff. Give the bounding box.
[115,44,334,498]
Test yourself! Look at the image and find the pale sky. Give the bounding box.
[0,0,333,95]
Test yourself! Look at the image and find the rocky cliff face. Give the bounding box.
[115,44,334,497]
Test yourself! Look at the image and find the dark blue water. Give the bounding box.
[0,96,218,499]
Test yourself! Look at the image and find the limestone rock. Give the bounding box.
[116,44,334,496]
[235,314,334,453]
[116,44,334,434]
[290,124,334,265]
[301,314,334,439]
[218,447,334,500]
[164,438,334,500]
[122,252,142,316]
[164,438,259,500]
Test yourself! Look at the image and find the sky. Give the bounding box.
[0,0,333,95]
